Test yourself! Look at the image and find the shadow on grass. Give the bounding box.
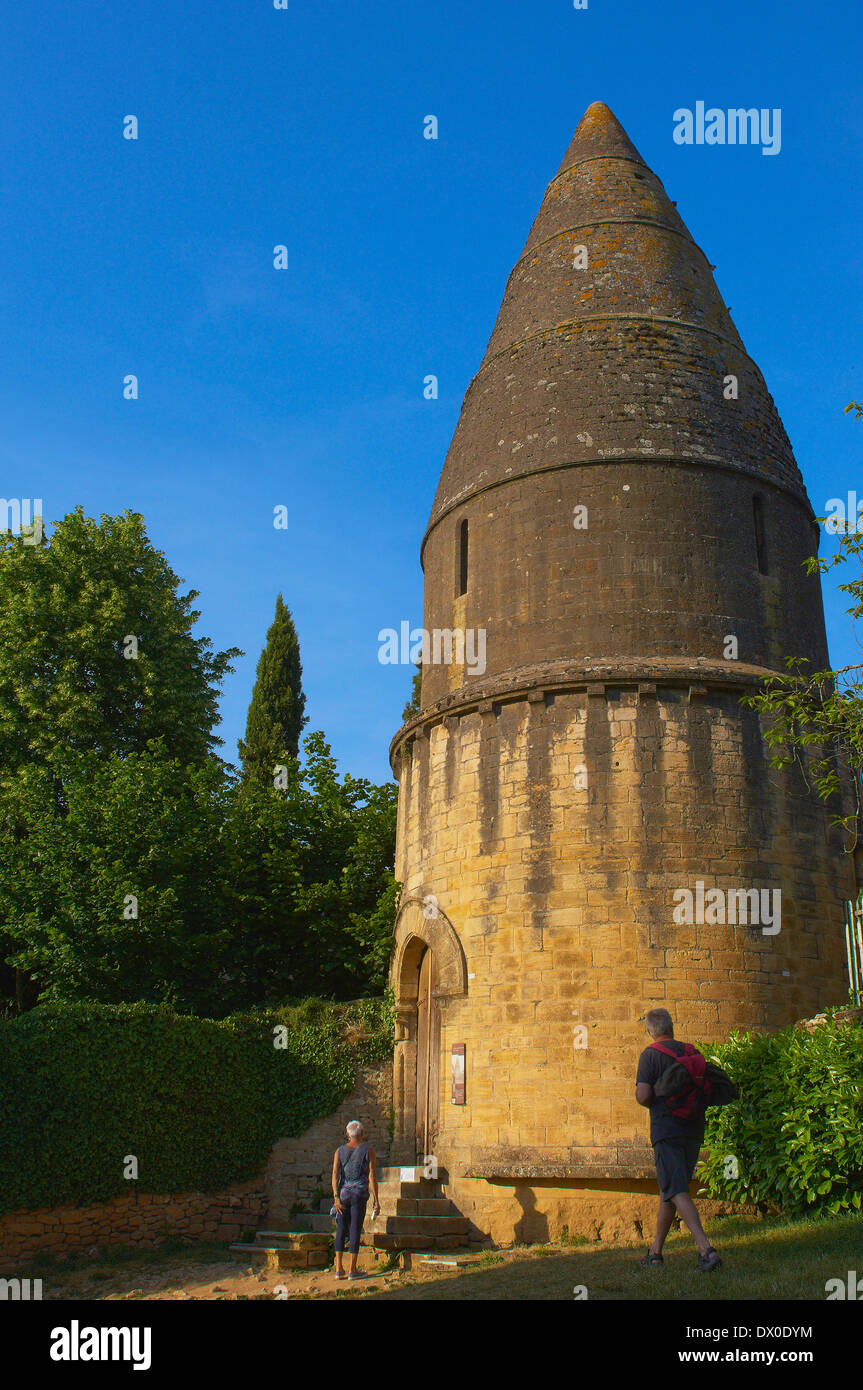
[362,1214,862,1302]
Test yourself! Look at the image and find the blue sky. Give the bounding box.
[1,0,860,784]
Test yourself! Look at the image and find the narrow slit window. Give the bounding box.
[753,495,767,574]
[457,518,469,596]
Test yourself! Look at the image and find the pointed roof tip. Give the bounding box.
[581,100,618,123]
[554,101,647,178]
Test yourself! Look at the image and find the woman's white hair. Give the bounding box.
[346,1120,364,1139]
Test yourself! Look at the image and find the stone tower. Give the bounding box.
[388,103,854,1243]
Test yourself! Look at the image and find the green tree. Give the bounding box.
[238,594,307,780]
[0,726,397,1016]
[0,508,240,1013]
[0,744,236,1015]
[224,732,398,1003]
[0,511,397,1016]
[0,507,241,774]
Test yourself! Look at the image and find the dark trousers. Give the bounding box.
[335,1190,368,1255]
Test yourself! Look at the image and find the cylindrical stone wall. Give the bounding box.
[418,462,826,710]
[391,683,853,1179]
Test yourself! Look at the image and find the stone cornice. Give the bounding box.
[389,656,779,772]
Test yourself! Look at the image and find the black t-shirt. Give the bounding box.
[636,1039,706,1144]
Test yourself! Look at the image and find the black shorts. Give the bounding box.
[653,1137,703,1202]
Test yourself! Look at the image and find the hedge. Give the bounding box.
[0,995,393,1216]
[698,1015,863,1216]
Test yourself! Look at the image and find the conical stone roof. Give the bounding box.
[424,102,808,549]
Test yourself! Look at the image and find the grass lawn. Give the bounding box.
[363,1213,863,1300]
[28,1212,862,1300]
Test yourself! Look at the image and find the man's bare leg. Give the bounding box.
[671,1192,711,1256]
[649,1199,676,1257]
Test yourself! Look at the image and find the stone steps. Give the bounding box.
[376,1197,452,1218]
[229,1230,331,1271]
[377,1166,444,1198]
[254,1229,323,1244]
[377,1181,440,1200]
[378,1165,431,1181]
[362,1231,466,1252]
[370,1215,470,1237]
[292,1212,335,1233]
[313,1191,450,1218]
[370,1166,468,1252]
[263,1163,471,1258]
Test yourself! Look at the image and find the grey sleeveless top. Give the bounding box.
[337,1141,370,1194]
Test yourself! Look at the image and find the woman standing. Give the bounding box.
[332,1120,380,1279]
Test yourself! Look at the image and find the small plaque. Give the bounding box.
[451,1043,466,1105]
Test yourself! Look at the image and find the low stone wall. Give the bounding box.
[0,1181,266,1276]
[265,1062,393,1225]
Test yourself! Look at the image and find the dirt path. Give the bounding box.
[38,1247,462,1301]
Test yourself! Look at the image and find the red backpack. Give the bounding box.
[650,1041,710,1121]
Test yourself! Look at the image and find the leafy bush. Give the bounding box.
[0,995,393,1216]
[698,1017,863,1216]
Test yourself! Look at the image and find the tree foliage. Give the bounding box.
[0,744,235,1015]
[0,732,397,1016]
[238,594,307,778]
[0,510,397,1017]
[225,732,398,1006]
[0,507,240,774]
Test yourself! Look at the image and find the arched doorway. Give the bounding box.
[390,897,468,1163]
[415,946,440,1159]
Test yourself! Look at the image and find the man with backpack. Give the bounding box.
[635,1008,723,1272]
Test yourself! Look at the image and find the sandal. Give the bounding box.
[639,1249,663,1267]
[697,1246,722,1272]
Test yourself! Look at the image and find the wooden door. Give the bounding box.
[415,947,440,1159]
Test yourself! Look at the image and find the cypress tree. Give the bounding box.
[239,595,307,779]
